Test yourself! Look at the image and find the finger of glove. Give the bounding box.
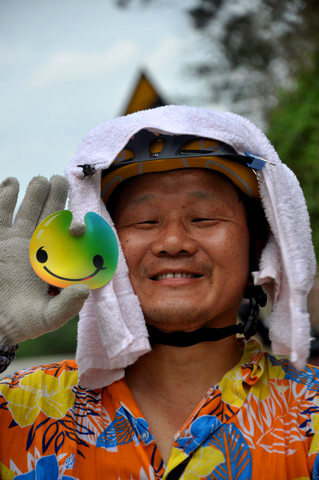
[45,284,90,330]
[39,175,69,223]
[14,176,50,236]
[0,177,19,227]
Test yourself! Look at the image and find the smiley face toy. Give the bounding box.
[29,211,118,289]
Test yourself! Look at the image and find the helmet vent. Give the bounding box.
[114,147,134,164]
[150,138,164,158]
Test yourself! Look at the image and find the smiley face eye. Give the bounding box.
[93,254,104,269]
[36,247,48,264]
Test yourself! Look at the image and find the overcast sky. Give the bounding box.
[1,0,205,205]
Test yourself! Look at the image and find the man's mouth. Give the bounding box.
[151,272,202,280]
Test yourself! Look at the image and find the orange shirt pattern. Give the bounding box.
[1,340,319,479]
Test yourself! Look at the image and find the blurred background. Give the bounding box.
[1,0,319,371]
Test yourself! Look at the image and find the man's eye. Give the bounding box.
[191,218,213,222]
[136,220,158,225]
[139,220,158,225]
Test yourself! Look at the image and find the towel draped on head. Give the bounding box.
[64,105,316,389]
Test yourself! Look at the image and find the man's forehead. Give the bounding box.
[124,190,218,207]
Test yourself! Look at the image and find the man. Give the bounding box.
[0,105,317,479]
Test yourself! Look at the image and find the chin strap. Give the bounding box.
[147,323,244,346]
[147,286,267,347]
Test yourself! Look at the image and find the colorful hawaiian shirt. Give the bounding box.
[1,340,319,479]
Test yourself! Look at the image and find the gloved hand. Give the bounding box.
[0,175,90,345]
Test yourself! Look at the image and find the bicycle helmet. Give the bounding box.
[101,130,265,204]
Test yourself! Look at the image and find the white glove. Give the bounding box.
[0,175,89,345]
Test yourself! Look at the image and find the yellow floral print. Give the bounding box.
[164,447,188,478]
[218,341,257,408]
[219,363,246,408]
[0,461,15,480]
[310,413,319,454]
[0,369,78,427]
[250,357,286,401]
[182,446,224,480]
[164,446,224,480]
[220,340,287,406]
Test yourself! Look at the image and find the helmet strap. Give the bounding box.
[147,323,244,347]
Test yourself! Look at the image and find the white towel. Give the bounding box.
[65,105,316,388]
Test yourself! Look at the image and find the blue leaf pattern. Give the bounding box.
[312,453,319,480]
[204,424,252,479]
[13,454,79,480]
[96,406,153,449]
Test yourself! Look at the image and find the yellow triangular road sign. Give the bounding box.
[122,70,167,115]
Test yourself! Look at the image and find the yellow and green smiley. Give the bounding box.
[29,210,118,289]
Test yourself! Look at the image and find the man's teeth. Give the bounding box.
[156,273,197,280]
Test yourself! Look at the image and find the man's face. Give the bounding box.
[113,169,250,332]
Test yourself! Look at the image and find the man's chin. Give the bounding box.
[144,307,214,333]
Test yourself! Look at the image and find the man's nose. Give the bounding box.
[151,221,198,256]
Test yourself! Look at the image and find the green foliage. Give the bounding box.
[187,0,319,116]
[115,0,319,117]
[267,64,319,259]
[16,316,78,358]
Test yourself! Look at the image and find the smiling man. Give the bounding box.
[0,105,318,479]
[113,168,250,463]
[113,170,250,334]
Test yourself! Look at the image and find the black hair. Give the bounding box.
[241,193,269,271]
[106,179,131,221]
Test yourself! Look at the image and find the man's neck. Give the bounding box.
[126,335,242,401]
[125,335,243,464]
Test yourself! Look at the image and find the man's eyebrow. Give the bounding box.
[129,193,155,205]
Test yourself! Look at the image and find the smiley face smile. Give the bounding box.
[38,248,107,282]
[43,265,106,282]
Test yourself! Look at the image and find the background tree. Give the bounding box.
[185,0,319,116]
[117,0,319,115]
[267,64,319,259]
